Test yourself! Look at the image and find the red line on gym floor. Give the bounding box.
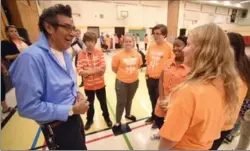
[86,133,114,144]
[42,141,46,150]
[41,122,151,150]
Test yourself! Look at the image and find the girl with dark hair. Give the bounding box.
[151,36,189,140]
[228,33,250,150]
[210,32,250,150]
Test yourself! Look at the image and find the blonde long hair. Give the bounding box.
[172,23,239,115]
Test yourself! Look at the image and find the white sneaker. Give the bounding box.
[150,134,160,140]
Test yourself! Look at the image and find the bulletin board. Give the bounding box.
[128,29,146,41]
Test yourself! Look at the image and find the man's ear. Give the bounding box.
[44,22,55,35]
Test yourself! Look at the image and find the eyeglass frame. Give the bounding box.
[52,23,77,33]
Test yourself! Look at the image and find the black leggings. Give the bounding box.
[1,73,6,102]
[155,116,164,129]
[210,129,232,150]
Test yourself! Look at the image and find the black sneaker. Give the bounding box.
[224,135,234,144]
[112,123,121,131]
[125,115,136,122]
[85,121,93,130]
[145,117,154,123]
[105,119,113,127]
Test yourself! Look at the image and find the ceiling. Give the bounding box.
[191,0,250,9]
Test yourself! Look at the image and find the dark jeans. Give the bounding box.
[146,77,159,120]
[210,129,232,150]
[41,115,87,150]
[84,87,110,122]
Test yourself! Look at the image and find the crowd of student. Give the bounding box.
[72,23,250,150]
[2,4,250,150]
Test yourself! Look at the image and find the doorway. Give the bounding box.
[115,27,125,38]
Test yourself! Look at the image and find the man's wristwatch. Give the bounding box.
[68,106,74,116]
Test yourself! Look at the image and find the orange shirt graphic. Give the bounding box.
[112,49,142,83]
[146,42,175,79]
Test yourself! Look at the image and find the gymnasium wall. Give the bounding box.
[177,1,250,36]
[37,1,168,30]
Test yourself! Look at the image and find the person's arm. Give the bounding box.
[158,71,165,101]
[9,53,72,122]
[1,61,8,75]
[111,54,119,74]
[5,54,19,60]
[79,69,96,77]
[138,53,143,68]
[159,137,177,150]
[1,40,19,61]
[76,52,95,78]
[96,51,106,76]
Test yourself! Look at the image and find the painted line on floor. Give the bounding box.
[106,98,134,150]
[86,133,114,144]
[1,106,17,129]
[31,128,41,149]
[85,116,149,136]
[33,116,151,150]
[42,141,46,150]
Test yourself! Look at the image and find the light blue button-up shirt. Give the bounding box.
[9,32,78,124]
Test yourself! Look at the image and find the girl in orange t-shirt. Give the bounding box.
[105,35,111,50]
[150,36,189,140]
[112,34,142,130]
[159,23,240,150]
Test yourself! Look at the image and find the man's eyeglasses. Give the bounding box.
[54,23,77,33]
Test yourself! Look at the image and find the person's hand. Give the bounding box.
[3,69,8,76]
[159,97,169,111]
[96,67,104,75]
[73,101,89,115]
[76,92,85,102]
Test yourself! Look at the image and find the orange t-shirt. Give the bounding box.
[160,79,226,150]
[155,62,190,117]
[222,78,248,131]
[105,38,111,49]
[77,49,105,90]
[112,49,142,83]
[146,42,175,79]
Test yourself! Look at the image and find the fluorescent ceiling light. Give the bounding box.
[211,0,218,3]
[224,1,231,6]
[235,3,242,7]
[240,0,250,4]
